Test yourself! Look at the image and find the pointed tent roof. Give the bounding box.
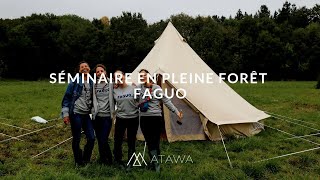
[131,22,269,125]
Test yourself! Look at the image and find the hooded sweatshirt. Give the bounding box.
[92,80,114,119]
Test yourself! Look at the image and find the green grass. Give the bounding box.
[0,81,320,179]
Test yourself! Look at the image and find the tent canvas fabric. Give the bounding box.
[130,22,270,142]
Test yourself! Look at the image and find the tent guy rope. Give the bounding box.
[255,122,320,163]
[255,146,320,163]
[31,136,73,159]
[0,124,58,143]
[0,121,31,131]
[284,132,320,140]
[264,111,317,126]
[217,125,233,168]
[271,116,320,132]
[258,122,320,146]
[0,132,23,141]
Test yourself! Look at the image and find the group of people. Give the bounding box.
[61,61,183,172]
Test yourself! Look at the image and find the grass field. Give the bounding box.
[0,80,319,179]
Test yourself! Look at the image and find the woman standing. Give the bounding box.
[112,70,139,170]
[138,69,183,173]
[61,61,95,166]
[92,64,114,165]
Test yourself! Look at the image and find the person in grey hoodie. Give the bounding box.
[112,70,139,170]
[92,64,114,165]
[138,69,183,173]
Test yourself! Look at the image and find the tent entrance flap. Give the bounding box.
[162,82,206,142]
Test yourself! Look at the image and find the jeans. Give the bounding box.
[70,113,95,165]
[140,116,162,155]
[113,116,139,162]
[93,116,113,164]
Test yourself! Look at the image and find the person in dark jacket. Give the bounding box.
[61,61,95,166]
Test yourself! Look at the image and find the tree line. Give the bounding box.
[0,1,319,81]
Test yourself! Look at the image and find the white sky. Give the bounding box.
[0,0,319,23]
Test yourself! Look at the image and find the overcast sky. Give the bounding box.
[0,0,319,23]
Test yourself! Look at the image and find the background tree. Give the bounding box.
[0,2,319,82]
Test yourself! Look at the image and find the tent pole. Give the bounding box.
[217,125,233,168]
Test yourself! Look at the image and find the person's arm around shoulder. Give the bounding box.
[132,83,140,102]
[109,82,116,119]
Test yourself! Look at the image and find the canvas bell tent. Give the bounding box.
[131,22,270,142]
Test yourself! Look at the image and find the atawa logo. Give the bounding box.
[127,152,147,167]
[127,152,193,167]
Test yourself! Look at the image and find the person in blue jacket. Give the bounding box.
[61,61,95,166]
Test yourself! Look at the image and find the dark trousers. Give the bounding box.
[140,116,162,155]
[113,116,139,162]
[93,116,112,164]
[70,113,95,165]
